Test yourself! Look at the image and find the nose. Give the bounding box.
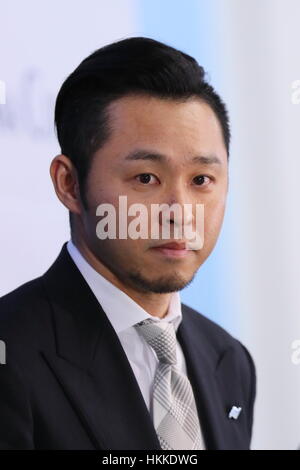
[158,187,195,239]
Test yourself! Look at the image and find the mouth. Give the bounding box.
[150,241,192,258]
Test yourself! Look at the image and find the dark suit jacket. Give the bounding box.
[0,242,256,450]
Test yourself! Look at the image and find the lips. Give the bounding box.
[153,242,187,250]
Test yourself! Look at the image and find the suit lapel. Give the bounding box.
[41,242,161,450]
[177,308,247,450]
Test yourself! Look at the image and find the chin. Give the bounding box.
[128,271,195,294]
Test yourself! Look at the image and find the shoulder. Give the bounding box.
[181,302,240,350]
[181,302,256,382]
[0,275,47,320]
[0,276,53,359]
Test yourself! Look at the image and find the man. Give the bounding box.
[0,37,256,450]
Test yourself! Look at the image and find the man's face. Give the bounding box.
[80,94,228,293]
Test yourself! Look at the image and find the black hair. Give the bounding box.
[54,36,230,232]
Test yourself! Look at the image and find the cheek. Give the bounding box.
[86,169,121,208]
[203,199,226,239]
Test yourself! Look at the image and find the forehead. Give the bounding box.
[103,94,227,164]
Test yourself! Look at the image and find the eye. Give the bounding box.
[135,173,159,185]
[192,175,212,186]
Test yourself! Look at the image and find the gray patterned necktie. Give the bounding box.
[134,318,205,450]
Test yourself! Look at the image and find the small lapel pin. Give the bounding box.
[228,406,242,420]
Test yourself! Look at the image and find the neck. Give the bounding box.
[71,235,172,319]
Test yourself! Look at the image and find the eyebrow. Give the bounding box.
[123,149,222,166]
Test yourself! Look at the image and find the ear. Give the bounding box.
[49,154,82,216]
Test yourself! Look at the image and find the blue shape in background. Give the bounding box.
[137,0,238,336]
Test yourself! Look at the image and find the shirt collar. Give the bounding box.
[66,240,183,334]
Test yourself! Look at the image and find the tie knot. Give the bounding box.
[134,318,177,365]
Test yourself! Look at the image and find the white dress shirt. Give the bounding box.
[66,239,188,418]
